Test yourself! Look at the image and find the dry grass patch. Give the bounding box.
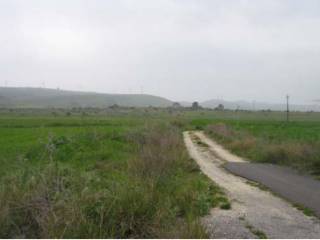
[205,123,320,176]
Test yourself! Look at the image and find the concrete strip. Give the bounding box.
[184,131,320,238]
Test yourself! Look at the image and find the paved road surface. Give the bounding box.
[225,162,320,217]
[184,131,320,238]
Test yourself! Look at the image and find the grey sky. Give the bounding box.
[1,0,320,104]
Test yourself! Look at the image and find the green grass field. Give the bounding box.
[0,108,319,238]
[0,112,230,238]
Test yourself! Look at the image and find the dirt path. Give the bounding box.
[184,131,320,239]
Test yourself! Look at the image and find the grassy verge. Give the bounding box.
[0,118,227,238]
[204,122,320,176]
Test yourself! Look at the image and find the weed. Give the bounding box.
[246,181,269,192]
[293,204,316,217]
[220,202,231,210]
[245,223,267,239]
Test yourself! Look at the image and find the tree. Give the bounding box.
[192,101,200,109]
[172,102,182,108]
[215,104,224,111]
[109,104,119,109]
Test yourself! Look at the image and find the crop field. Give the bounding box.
[0,108,319,238]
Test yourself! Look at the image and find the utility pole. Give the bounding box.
[286,95,290,122]
[252,100,256,111]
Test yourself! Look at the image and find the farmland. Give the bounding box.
[0,109,229,238]
[0,108,320,238]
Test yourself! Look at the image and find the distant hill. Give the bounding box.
[1,87,319,111]
[0,87,172,108]
[201,99,320,112]
[178,101,193,107]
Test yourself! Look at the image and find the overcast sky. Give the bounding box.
[1,0,320,104]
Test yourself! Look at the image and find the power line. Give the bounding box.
[286,95,290,122]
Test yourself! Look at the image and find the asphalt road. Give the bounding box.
[224,162,320,217]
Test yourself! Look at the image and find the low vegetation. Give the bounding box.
[1,108,319,237]
[204,121,320,176]
[245,223,267,239]
[0,116,227,238]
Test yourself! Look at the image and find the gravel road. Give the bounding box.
[184,131,320,238]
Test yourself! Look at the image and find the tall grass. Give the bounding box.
[205,123,320,175]
[0,122,226,238]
